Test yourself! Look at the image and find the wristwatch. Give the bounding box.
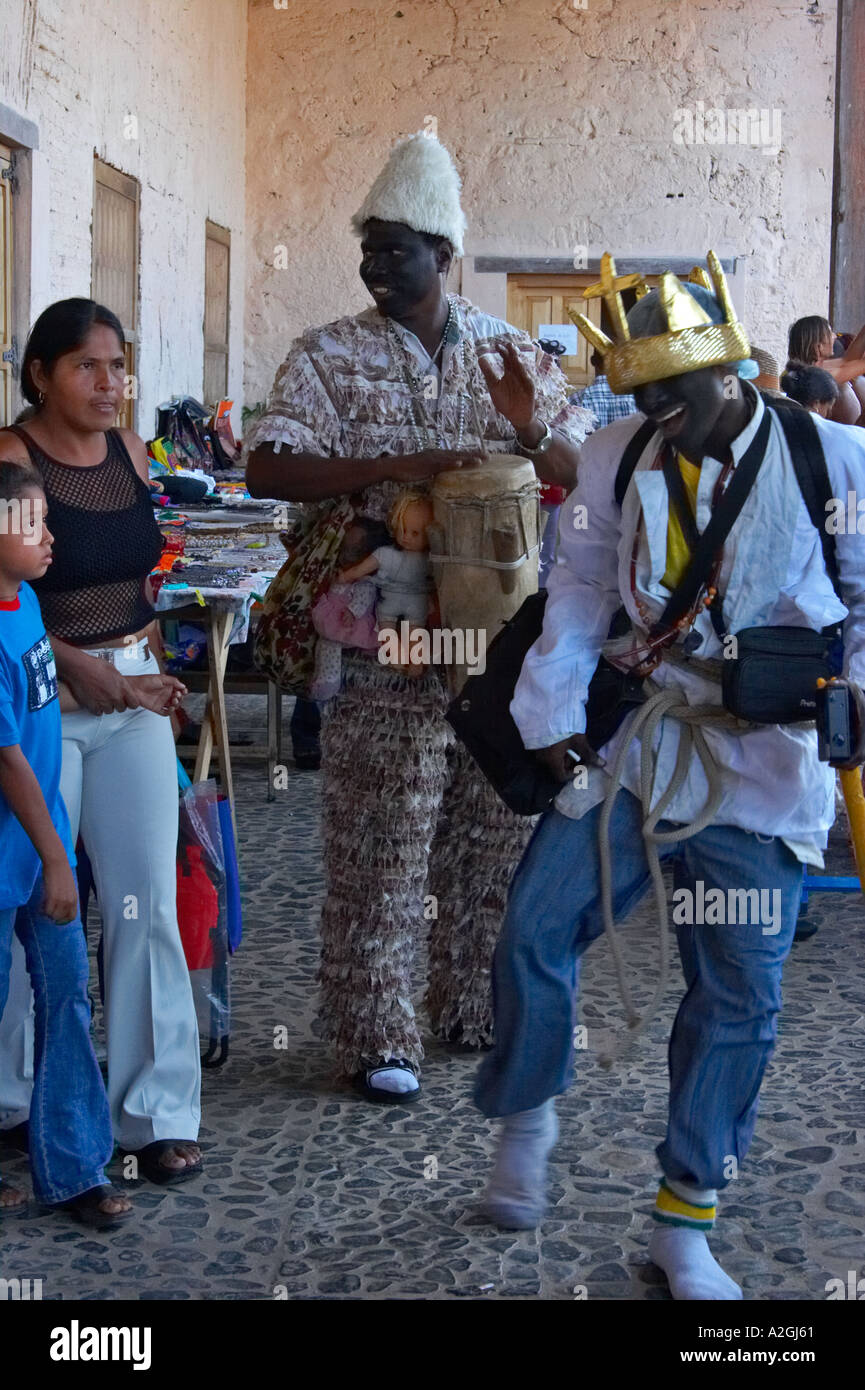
[516,418,552,457]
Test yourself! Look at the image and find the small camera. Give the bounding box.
[816,680,853,763]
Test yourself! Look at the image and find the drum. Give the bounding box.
[429,454,541,694]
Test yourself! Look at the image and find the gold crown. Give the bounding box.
[569,251,750,394]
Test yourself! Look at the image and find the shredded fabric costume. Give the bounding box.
[246,297,593,1073]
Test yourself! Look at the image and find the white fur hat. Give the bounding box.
[351,132,467,257]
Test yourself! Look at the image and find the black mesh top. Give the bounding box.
[9,426,164,646]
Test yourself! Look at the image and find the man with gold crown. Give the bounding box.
[474,253,865,1298]
[245,133,592,1103]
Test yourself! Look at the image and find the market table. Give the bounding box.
[151,497,290,834]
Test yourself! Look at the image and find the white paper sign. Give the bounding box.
[537,323,578,356]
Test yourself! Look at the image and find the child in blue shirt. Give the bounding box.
[0,459,132,1227]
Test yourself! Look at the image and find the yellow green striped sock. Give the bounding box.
[653,1177,716,1230]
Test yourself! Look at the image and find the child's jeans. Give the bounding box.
[0,872,113,1203]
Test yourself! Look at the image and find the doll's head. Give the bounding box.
[387,491,434,553]
[339,516,390,568]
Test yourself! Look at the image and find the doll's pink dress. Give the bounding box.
[310,579,378,700]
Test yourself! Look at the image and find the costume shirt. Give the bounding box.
[661,455,701,591]
[244,295,594,530]
[0,582,75,908]
[512,387,865,864]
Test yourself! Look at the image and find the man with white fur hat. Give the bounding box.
[246,132,592,1103]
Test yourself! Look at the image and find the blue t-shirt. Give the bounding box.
[0,582,74,910]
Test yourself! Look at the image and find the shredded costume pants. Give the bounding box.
[319,659,535,1074]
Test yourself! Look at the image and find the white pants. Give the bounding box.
[0,640,201,1149]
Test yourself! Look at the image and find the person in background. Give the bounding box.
[780,363,840,418]
[574,350,639,429]
[0,460,132,1227]
[290,695,321,770]
[749,346,787,400]
[536,338,583,585]
[787,316,865,425]
[0,298,202,1186]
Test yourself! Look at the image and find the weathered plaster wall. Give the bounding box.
[245,0,838,402]
[0,0,247,434]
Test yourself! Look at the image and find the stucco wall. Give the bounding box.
[0,0,247,435]
[245,0,838,404]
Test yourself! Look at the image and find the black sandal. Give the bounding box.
[353,1058,421,1106]
[125,1140,204,1186]
[57,1184,133,1230]
[0,1121,29,1154]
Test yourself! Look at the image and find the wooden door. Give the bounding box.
[204,221,230,407]
[507,272,661,388]
[507,275,603,388]
[92,160,139,430]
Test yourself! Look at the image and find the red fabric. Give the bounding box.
[176,844,219,970]
[540,482,567,506]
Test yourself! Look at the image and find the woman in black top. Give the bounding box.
[0,300,202,1187]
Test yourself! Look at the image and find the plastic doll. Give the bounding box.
[310,517,390,700]
[336,491,435,678]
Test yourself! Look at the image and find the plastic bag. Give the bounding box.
[176,766,242,1066]
[154,396,218,470]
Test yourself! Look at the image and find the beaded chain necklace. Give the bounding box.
[386,296,476,451]
[615,444,735,677]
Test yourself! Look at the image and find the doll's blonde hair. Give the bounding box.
[387,490,432,543]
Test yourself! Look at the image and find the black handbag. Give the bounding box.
[445,595,646,816]
[446,592,561,816]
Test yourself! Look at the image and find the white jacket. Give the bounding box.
[511,387,865,864]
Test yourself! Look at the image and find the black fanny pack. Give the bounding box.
[721,624,841,724]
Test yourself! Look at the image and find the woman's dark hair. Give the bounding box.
[0,459,44,501]
[780,362,839,408]
[787,316,832,366]
[21,297,125,407]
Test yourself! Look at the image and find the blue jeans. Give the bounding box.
[475,790,803,1190]
[0,872,113,1203]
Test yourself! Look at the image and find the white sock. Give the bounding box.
[482,1100,558,1229]
[366,1060,419,1095]
[648,1225,743,1300]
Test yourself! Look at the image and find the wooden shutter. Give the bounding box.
[0,144,14,428]
[203,221,230,407]
[91,160,139,430]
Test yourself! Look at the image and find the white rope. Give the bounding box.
[596,684,750,1068]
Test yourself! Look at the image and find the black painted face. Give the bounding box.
[633,364,734,462]
[359,220,446,317]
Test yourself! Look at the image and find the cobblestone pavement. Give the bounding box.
[2,697,865,1301]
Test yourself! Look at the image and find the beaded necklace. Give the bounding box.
[386,296,474,450]
[613,445,735,676]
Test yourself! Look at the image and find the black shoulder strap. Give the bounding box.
[614,418,657,507]
[769,402,842,601]
[651,409,772,636]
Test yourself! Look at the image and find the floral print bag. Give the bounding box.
[253,497,355,697]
